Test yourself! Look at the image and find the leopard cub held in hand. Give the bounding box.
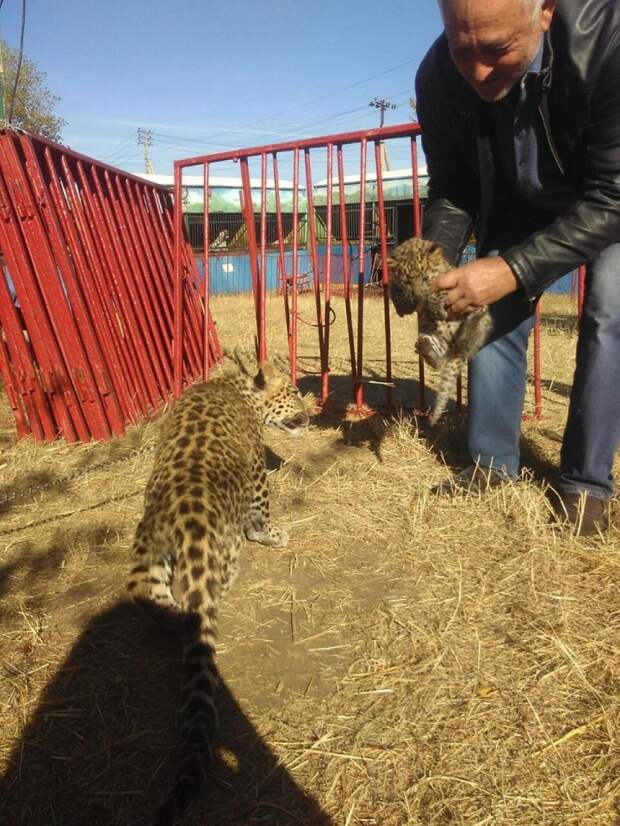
[128,356,310,825]
[388,237,492,424]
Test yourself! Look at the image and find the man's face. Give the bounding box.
[442,0,556,102]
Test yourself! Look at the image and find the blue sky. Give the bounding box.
[0,0,444,178]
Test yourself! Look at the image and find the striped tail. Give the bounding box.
[155,607,220,825]
[429,359,464,425]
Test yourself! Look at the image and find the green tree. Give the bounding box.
[1,39,65,140]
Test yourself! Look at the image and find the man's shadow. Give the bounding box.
[0,600,333,826]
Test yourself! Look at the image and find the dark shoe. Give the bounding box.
[550,491,608,537]
[432,463,512,496]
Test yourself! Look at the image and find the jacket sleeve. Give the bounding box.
[501,45,620,298]
[415,47,479,266]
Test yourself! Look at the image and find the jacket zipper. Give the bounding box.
[538,104,565,175]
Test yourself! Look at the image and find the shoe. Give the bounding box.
[431,463,511,496]
[550,491,608,537]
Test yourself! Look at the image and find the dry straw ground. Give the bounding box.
[0,291,618,826]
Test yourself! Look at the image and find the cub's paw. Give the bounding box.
[246,525,289,548]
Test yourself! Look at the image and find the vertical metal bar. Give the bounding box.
[155,186,204,377]
[374,139,393,407]
[355,139,368,410]
[20,136,115,440]
[93,166,168,402]
[533,301,543,419]
[240,157,261,359]
[0,322,30,438]
[0,264,51,439]
[43,148,125,436]
[303,148,327,399]
[577,263,586,319]
[411,135,426,411]
[0,137,81,440]
[337,144,357,383]
[108,171,172,390]
[323,143,333,403]
[173,162,184,397]
[202,163,211,379]
[259,152,268,362]
[290,148,300,385]
[272,153,287,298]
[76,159,156,413]
[272,152,291,351]
[62,155,145,421]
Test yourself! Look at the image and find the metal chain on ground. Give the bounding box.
[0,489,144,537]
[0,443,155,506]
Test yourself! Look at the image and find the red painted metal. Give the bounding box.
[290,148,300,386]
[355,139,368,410]
[410,135,428,412]
[323,144,334,404]
[260,154,268,363]
[374,139,393,407]
[577,264,586,319]
[337,144,357,385]
[0,128,219,441]
[303,148,328,401]
[533,302,543,419]
[171,121,572,424]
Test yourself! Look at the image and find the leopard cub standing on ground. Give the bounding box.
[388,237,493,424]
[128,355,311,825]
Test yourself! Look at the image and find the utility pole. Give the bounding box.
[137,127,154,174]
[369,97,396,171]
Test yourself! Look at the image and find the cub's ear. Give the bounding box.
[254,360,276,389]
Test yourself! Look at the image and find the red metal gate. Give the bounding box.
[174,123,584,418]
[0,129,220,442]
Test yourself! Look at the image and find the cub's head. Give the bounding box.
[253,361,312,437]
[387,237,449,317]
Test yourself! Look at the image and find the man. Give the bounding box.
[413,0,620,535]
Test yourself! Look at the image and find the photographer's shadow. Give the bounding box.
[0,600,332,826]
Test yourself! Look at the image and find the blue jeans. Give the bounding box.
[468,243,620,498]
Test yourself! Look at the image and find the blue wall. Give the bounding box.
[194,246,577,297]
[195,244,373,295]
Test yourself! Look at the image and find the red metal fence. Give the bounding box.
[0,129,220,442]
[174,123,583,418]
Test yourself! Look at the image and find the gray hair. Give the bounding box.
[439,0,545,21]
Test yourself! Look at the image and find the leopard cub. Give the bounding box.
[388,237,492,424]
[128,356,311,825]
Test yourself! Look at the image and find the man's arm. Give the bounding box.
[415,39,480,266]
[502,46,620,298]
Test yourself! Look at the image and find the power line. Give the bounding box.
[101,134,137,161]
[8,0,26,125]
[199,58,417,144]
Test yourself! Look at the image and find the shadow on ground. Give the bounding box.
[0,600,333,826]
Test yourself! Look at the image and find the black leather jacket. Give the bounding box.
[415,0,620,298]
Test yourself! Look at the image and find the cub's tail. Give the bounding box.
[155,602,220,825]
[429,359,464,426]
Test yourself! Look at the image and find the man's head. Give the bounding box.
[439,0,557,102]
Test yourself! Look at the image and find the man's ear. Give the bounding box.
[541,0,557,32]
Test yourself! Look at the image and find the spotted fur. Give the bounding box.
[128,358,310,825]
[388,237,493,424]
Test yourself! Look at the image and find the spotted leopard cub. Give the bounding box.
[128,358,311,825]
[388,237,492,424]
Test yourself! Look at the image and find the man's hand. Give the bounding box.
[433,256,518,316]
